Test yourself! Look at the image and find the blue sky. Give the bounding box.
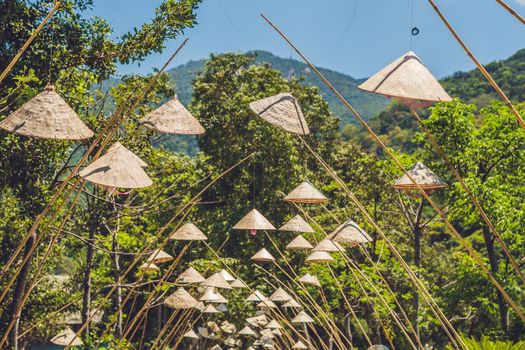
[89,0,525,79]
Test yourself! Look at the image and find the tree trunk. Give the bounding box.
[482,226,509,334]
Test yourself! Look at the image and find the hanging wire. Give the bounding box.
[326,0,360,57]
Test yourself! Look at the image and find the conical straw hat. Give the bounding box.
[79,142,152,189]
[0,86,93,140]
[176,267,205,284]
[284,181,327,204]
[299,273,321,287]
[246,290,268,302]
[183,329,199,339]
[246,314,268,327]
[219,269,236,282]
[272,328,283,337]
[279,215,315,233]
[169,222,207,241]
[393,162,447,190]
[260,328,275,339]
[194,301,206,312]
[165,287,198,309]
[146,249,173,264]
[233,209,276,231]
[265,320,282,329]
[50,327,83,346]
[200,289,228,304]
[216,303,228,312]
[286,235,314,251]
[203,304,221,314]
[230,278,249,289]
[329,220,372,246]
[251,248,275,263]
[239,325,257,336]
[305,251,334,264]
[358,51,452,108]
[313,239,343,253]
[282,298,302,308]
[139,262,159,273]
[202,273,232,290]
[292,311,314,323]
[257,300,278,309]
[249,92,310,135]
[210,345,222,350]
[269,287,292,302]
[292,340,308,349]
[140,97,204,134]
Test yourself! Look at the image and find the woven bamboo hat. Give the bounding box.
[279,215,315,233]
[183,329,199,339]
[176,267,205,284]
[286,235,314,251]
[292,340,308,349]
[292,311,314,324]
[393,161,448,191]
[79,142,153,189]
[305,251,334,264]
[0,86,94,140]
[233,209,276,231]
[216,303,228,312]
[219,269,236,282]
[284,181,327,204]
[249,92,310,135]
[282,298,302,308]
[266,320,283,329]
[313,239,343,253]
[202,273,232,290]
[203,304,221,314]
[257,300,278,309]
[269,287,292,302]
[246,290,268,302]
[200,288,228,304]
[138,262,160,273]
[169,222,207,241]
[140,97,204,135]
[239,325,258,336]
[50,327,83,346]
[230,278,249,289]
[358,51,452,108]
[330,220,372,246]
[146,249,173,264]
[251,248,275,263]
[194,301,206,312]
[165,287,198,309]
[246,314,268,327]
[210,344,222,350]
[299,273,321,287]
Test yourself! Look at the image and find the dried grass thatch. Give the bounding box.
[249,92,310,135]
[393,161,448,191]
[282,298,302,309]
[233,209,276,231]
[164,287,198,309]
[312,239,343,253]
[329,220,372,246]
[285,235,314,251]
[269,287,292,302]
[176,267,205,284]
[202,273,232,290]
[284,181,327,204]
[251,248,275,262]
[292,311,315,324]
[139,262,160,273]
[299,273,321,287]
[292,340,308,349]
[50,327,83,346]
[219,269,235,282]
[140,97,204,134]
[0,85,93,140]
[246,314,268,327]
[358,51,452,108]
[169,222,207,241]
[146,249,173,264]
[265,320,282,329]
[305,251,335,264]
[183,329,199,339]
[230,278,249,289]
[203,304,221,314]
[199,288,228,303]
[279,215,315,233]
[246,290,268,302]
[239,325,257,336]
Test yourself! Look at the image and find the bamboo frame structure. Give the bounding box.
[495,0,525,26]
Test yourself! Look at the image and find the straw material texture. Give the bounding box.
[292,341,308,349]
[249,92,310,135]
[330,220,372,246]
[292,311,315,323]
[139,262,160,273]
[0,86,93,140]
[282,298,302,308]
[305,251,335,264]
[219,269,235,282]
[286,235,314,251]
[257,300,278,309]
[169,222,207,241]
[183,329,199,339]
[233,209,276,230]
[299,273,321,287]
[239,325,257,336]
[176,267,205,284]
[393,161,447,190]
[141,97,204,135]
[200,288,228,303]
[251,248,275,262]
[79,142,153,189]
[284,181,327,204]
[246,314,268,327]
[216,303,228,312]
[165,287,198,309]
[279,215,315,233]
[246,290,268,302]
[358,51,452,107]
[269,287,292,302]
[146,249,173,264]
[265,320,282,329]
[230,278,249,289]
[50,327,84,346]
[203,304,221,314]
[202,273,232,290]
[313,239,343,253]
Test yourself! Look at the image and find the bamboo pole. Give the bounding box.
[495,0,525,26]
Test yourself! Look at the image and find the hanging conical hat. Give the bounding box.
[265,320,283,329]
[200,288,228,303]
[251,248,275,262]
[272,328,283,337]
[194,301,206,312]
[282,298,302,308]
[246,290,268,302]
[140,97,204,135]
[176,267,205,284]
[305,251,334,264]
[329,220,372,246]
[165,287,198,309]
[284,181,327,204]
[358,51,452,108]
[279,215,315,233]
[79,142,152,189]
[292,311,314,323]
[299,273,321,287]
[239,325,258,336]
[50,327,83,346]
[169,222,207,241]
[285,235,314,251]
[203,304,221,314]
[202,273,232,290]
[230,278,249,289]
[0,86,94,140]
[233,209,276,231]
[393,162,448,190]
[260,328,275,339]
[210,345,222,350]
[292,340,308,349]
[146,249,173,264]
[257,300,278,309]
[216,303,228,312]
[269,287,292,302]
[313,239,343,253]
[219,269,236,282]
[249,92,310,135]
[183,329,199,339]
[246,314,268,327]
[139,262,160,273]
